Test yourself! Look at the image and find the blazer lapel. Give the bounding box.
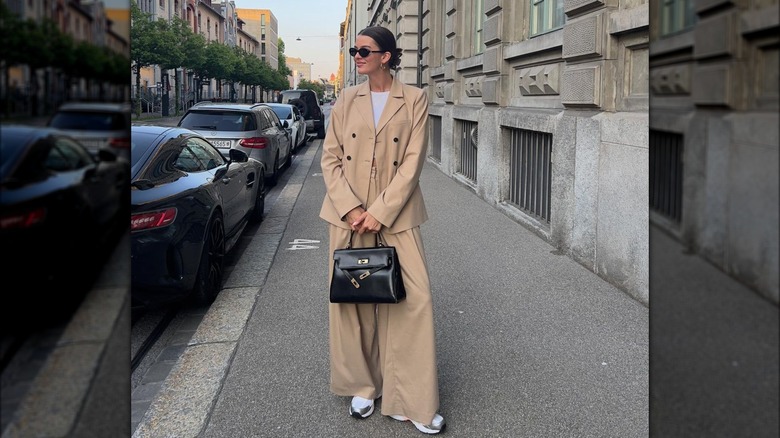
[354,82,375,136]
[375,78,405,136]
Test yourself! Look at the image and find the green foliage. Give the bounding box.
[129,0,293,104]
[277,38,293,77]
[202,42,235,81]
[0,3,26,67]
[297,79,325,100]
[130,1,159,70]
[0,2,129,83]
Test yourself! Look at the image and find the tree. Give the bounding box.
[130,0,158,116]
[74,41,108,98]
[231,46,251,102]
[157,17,192,115]
[130,0,170,115]
[1,4,26,116]
[178,25,206,104]
[18,18,55,115]
[298,78,325,100]
[277,38,292,77]
[200,42,235,100]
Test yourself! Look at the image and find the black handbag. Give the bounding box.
[330,232,406,304]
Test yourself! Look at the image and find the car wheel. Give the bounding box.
[282,144,292,169]
[290,98,308,118]
[317,122,326,139]
[250,170,265,223]
[192,213,226,306]
[267,151,279,187]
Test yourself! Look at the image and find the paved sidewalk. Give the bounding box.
[133,144,649,437]
[649,226,779,437]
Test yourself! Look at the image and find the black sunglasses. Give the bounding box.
[349,47,385,58]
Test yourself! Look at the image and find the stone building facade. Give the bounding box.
[236,8,279,70]
[649,0,779,303]
[341,0,650,304]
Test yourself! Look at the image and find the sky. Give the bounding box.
[234,0,346,81]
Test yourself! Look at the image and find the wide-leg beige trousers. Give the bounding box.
[327,170,440,425]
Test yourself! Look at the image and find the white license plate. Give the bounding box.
[211,140,231,148]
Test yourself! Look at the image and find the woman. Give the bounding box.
[319,26,445,435]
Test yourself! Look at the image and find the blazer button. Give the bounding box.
[352,133,356,138]
[347,156,352,160]
[393,161,398,166]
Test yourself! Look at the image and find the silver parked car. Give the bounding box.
[264,102,307,152]
[177,103,292,186]
[46,101,131,161]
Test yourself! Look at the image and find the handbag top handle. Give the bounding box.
[346,230,386,249]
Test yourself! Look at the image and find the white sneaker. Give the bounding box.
[349,396,374,419]
[390,413,446,434]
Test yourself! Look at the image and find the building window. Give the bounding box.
[660,0,696,36]
[473,0,484,55]
[261,14,265,26]
[261,28,266,40]
[508,128,553,224]
[649,130,684,223]
[530,0,565,37]
[261,43,266,55]
[159,0,164,7]
[429,116,442,162]
[457,120,479,183]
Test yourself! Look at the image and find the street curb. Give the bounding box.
[1,248,130,437]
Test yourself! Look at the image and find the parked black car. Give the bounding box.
[277,89,325,139]
[130,125,266,309]
[0,125,129,324]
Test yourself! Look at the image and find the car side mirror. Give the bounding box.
[97,148,117,162]
[282,120,289,128]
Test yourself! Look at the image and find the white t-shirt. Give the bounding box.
[371,91,390,128]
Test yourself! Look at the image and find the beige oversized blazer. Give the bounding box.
[319,77,429,234]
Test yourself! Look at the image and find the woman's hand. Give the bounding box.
[346,207,365,231]
[352,211,382,234]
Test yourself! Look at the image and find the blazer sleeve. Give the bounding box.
[320,95,363,220]
[367,88,428,228]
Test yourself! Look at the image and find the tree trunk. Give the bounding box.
[135,64,142,117]
[174,68,180,115]
[3,67,9,118]
[30,68,39,117]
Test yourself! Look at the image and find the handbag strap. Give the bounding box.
[346,230,386,249]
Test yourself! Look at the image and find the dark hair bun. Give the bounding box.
[358,26,402,70]
[389,48,402,70]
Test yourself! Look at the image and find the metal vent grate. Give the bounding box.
[650,130,683,223]
[429,116,442,162]
[508,128,552,223]
[457,120,478,182]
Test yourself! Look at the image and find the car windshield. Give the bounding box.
[179,111,256,132]
[130,131,160,177]
[48,111,126,131]
[270,106,292,120]
[0,130,29,180]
